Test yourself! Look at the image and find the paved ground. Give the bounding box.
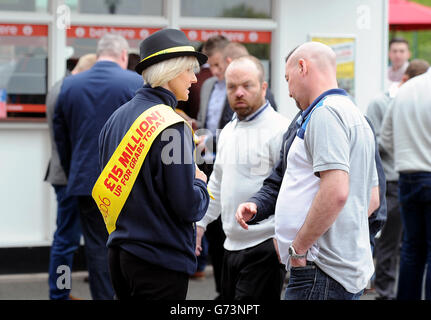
[0,266,378,300]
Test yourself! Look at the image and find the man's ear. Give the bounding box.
[298,58,307,76]
[261,81,268,100]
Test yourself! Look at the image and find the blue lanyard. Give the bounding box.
[296,89,348,139]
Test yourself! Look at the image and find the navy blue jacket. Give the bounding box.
[249,111,387,248]
[99,85,210,275]
[53,61,142,196]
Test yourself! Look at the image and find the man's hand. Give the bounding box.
[235,202,257,230]
[195,164,207,183]
[195,226,205,256]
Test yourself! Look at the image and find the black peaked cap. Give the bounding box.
[135,28,207,74]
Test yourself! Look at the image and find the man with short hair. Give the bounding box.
[45,53,97,300]
[196,55,288,300]
[236,42,380,300]
[196,35,231,138]
[197,38,277,137]
[196,39,279,174]
[53,33,142,300]
[387,37,410,89]
[222,42,249,64]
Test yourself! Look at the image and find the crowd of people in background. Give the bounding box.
[44,30,430,301]
[367,37,431,300]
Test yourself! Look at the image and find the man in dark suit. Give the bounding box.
[53,33,142,300]
[45,53,96,300]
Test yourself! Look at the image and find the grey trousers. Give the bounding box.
[374,181,403,299]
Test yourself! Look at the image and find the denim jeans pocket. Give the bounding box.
[285,264,317,300]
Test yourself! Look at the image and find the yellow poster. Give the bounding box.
[310,36,356,97]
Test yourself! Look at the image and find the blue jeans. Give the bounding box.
[285,262,363,300]
[397,172,431,300]
[78,196,114,300]
[48,185,82,300]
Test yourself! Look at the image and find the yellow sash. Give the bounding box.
[92,104,189,234]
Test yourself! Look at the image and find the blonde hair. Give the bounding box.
[142,56,200,88]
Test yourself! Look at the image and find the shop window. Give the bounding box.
[181,0,271,19]
[0,0,48,12]
[65,0,163,16]
[0,23,48,118]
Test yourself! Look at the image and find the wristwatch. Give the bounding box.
[288,245,307,259]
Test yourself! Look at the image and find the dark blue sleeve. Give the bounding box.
[365,116,387,248]
[52,89,71,177]
[161,122,210,223]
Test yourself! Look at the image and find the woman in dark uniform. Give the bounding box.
[96,29,210,300]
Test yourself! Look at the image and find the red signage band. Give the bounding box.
[66,26,271,44]
[6,104,46,113]
[182,29,272,44]
[0,24,48,37]
[0,23,271,44]
[67,25,161,40]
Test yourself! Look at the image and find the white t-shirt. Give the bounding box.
[275,93,378,294]
[198,105,289,251]
[380,69,431,173]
